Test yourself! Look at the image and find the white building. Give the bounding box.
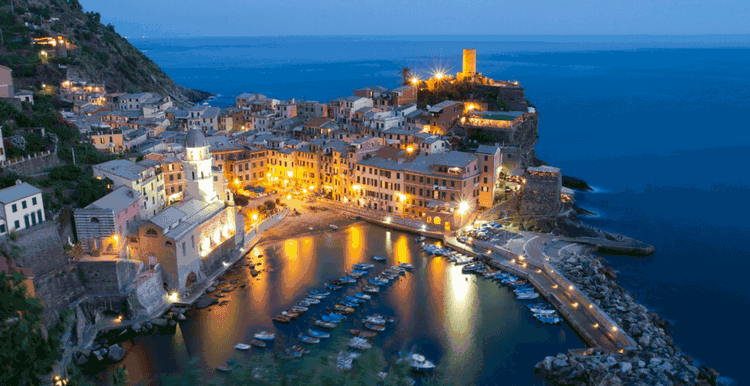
[92,159,166,218]
[188,105,221,131]
[0,181,45,236]
[119,92,157,111]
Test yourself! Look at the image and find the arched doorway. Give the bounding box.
[185,272,197,289]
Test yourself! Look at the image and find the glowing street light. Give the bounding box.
[457,201,470,216]
[411,77,420,85]
[434,71,445,80]
[406,146,414,153]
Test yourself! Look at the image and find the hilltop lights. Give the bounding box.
[411,76,420,85]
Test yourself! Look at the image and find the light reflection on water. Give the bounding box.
[99,223,584,385]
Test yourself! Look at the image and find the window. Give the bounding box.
[191,235,195,248]
[14,220,20,229]
[90,217,100,223]
[22,201,28,209]
[165,241,173,246]
[32,197,37,205]
[484,165,488,172]
[170,175,174,181]
[0,224,5,233]
[182,243,187,257]
[214,176,218,182]
[24,215,30,228]
[178,185,182,192]
[145,229,158,237]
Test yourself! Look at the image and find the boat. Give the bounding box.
[216,363,232,372]
[354,292,371,300]
[282,310,301,319]
[526,303,548,310]
[403,353,436,372]
[334,305,355,314]
[272,315,291,324]
[310,290,330,296]
[529,307,555,314]
[516,292,540,299]
[298,299,312,307]
[533,312,559,319]
[390,266,406,273]
[304,297,320,305]
[307,329,331,339]
[536,316,562,325]
[348,337,372,350]
[298,334,320,344]
[341,300,359,308]
[349,329,378,338]
[372,255,387,261]
[291,345,311,356]
[363,315,387,325]
[314,319,337,329]
[234,343,251,351]
[363,286,380,294]
[254,331,275,341]
[308,294,326,300]
[330,224,339,230]
[290,306,309,313]
[355,263,374,269]
[416,236,426,242]
[348,271,364,278]
[325,284,342,291]
[345,295,365,303]
[364,322,385,332]
[250,339,267,348]
[368,278,387,286]
[339,276,356,284]
[398,262,414,269]
[322,315,343,323]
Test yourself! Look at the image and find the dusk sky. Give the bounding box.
[79,0,749,37]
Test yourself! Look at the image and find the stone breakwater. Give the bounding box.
[534,253,724,386]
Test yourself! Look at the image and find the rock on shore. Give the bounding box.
[534,253,724,385]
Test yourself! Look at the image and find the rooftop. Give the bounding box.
[94,159,148,181]
[85,186,139,214]
[0,182,41,204]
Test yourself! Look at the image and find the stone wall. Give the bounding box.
[465,113,538,169]
[33,264,87,326]
[126,267,167,316]
[77,259,140,294]
[2,152,64,176]
[475,84,528,111]
[200,236,237,277]
[521,169,562,217]
[7,221,68,276]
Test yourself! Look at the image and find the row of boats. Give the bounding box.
[265,260,436,372]
[424,242,563,326]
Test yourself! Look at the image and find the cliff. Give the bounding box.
[0,0,211,103]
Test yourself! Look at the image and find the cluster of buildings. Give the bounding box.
[0,48,563,295]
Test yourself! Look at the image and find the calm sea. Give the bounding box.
[131,36,750,384]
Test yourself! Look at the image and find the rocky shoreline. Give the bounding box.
[534,251,725,386]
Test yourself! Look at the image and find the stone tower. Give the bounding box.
[462,49,477,77]
[183,129,218,203]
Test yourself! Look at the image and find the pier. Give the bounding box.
[443,235,638,353]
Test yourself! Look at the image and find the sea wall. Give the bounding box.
[77,259,140,294]
[33,264,87,327]
[475,84,528,111]
[126,267,167,316]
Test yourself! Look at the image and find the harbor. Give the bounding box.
[95,223,583,385]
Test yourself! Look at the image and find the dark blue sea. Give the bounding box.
[131,35,750,384]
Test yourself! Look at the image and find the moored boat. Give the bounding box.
[334,305,355,314]
[216,363,232,372]
[372,255,387,261]
[364,322,385,332]
[326,284,342,291]
[234,343,251,351]
[307,329,330,339]
[290,306,309,313]
[298,334,320,344]
[272,315,291,324]
[349,329,377,338]
[402,353,436,372]
[363,285,380,293]
[345,295,365,303]
[330,224,339,230]
[354,292,371,300]
[314,319,337,329]
[310,290,330,296]
[250,339,266,348]
[348,337,372,350]
[304,297,320,305]
[398,262,414,269]
[254,331,275,341]
[516,292,540,299]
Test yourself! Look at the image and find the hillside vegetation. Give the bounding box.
[0,0,210,103]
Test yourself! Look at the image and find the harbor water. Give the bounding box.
[98,223,583,384]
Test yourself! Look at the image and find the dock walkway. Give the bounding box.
[443,236,637,352]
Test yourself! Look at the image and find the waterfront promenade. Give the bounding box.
[313,198,637,353]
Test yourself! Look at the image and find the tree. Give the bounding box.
[264,200,276,212]
[401,67,411,86]
[0,271,62,386]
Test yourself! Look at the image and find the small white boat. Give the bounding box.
[398,262,414,269]
[330,224,339,230]
[416,236,426,242]
[403,353,436,372]
[516,292,540,299]
[234,343,251,350]
[372,255,387,261]
[254,331,275,341]
[305,297,321,304]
